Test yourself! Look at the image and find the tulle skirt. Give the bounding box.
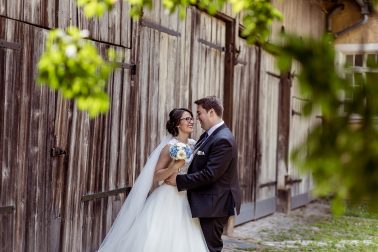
[110,184,209,252]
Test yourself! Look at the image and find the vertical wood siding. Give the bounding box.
[257,52,280,201]
[136,10,192,169]
[0,17,56,252]
[232,40,260,204]
[190,9,225,137]
[270,0,325,207]
[57,44,134,252]
[0,0,56,27]
[288,62,322,202]
[2,0,132,47]
[271,0,325,39]
[0,32,22,252]
[76,0,132,47]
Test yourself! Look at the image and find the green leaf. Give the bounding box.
[37,27,115,117]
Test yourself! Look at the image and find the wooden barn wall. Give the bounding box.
[232,41,259,204]
[288,62,322,209]
[271,0,326,208]
[255,51,280,217]
[0,0,56,27]
[0,1,330,251]
[271,0,325,38]
[0,15,135,252]
[1,0,132,47]
[0,17,56,252]
[139,5,226,154]
[137,5,192,168]
[57,45,134,252]
[232,39,260,224]
[189,8,225,136]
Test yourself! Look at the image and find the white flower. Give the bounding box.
[56,30,65,38]
[176,150,186,160]
[65,45,77,57]
[80,29,90,38]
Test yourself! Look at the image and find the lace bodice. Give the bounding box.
[168,138,196,174]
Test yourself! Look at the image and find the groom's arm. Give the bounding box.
[176,138,233,191]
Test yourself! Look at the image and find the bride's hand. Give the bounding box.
[171,159,185,171]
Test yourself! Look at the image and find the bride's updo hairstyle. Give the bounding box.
[166,108,193,136]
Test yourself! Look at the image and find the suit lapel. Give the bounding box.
[188,124,227,173]
[194,132,208,149]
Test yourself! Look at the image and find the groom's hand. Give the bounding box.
[165,172,177,186]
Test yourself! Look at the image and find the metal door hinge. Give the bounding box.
[0,205,15,214]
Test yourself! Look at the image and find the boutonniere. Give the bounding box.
[197,151,206,156]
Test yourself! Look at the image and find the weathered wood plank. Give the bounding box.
[24,0,56,27]
[0,0,5,15]
[232,39,260,204]
[136,27,150,172]
[58,0,132,47]
[0,17,60,252]
[54,40,133,251]
[5,0,23,21]
[256,51,279,201]
[58,0,77,28]
[0,40,19,252]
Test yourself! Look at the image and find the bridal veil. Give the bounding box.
[97,135,173,251]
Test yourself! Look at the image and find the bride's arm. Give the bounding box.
[154,146,185,182]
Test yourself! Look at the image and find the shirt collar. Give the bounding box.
[207,121,224,136]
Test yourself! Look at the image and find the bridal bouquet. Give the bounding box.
[169,142,192,160]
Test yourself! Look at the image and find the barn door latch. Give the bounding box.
[51,147,66,157]
[117,62,137,75]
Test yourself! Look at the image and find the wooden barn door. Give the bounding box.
[137,7,192,163]
[54,44,136,252]
[232,39,260,224]
[287,65,318,210]
[137,6,227,143]
[253,52,280,219]
[0,18,58,252]
[49,3,137,251]
[0,32,24,252]
[189,9,226,137]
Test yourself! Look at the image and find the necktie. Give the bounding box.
[195,132,208,149]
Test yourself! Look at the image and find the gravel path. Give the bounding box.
[221,201,331,251]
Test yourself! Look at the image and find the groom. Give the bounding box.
[166,96,242,252]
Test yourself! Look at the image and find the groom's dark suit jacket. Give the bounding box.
[176,124,242,218]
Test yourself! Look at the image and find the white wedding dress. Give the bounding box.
[98,137,208,252]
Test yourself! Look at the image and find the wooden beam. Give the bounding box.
[223,18,236,127]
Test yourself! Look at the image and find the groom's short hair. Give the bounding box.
[195,96,223,117]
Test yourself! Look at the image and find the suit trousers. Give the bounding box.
[199,216,229,252]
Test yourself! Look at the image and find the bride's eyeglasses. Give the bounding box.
[180,117,194,122]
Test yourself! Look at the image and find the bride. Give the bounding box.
[97,108,209,252]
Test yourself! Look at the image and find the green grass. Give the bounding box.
[238,205,378,252]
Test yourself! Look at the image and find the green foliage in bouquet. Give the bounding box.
[37,27,116,118]
[267,35,378,214]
